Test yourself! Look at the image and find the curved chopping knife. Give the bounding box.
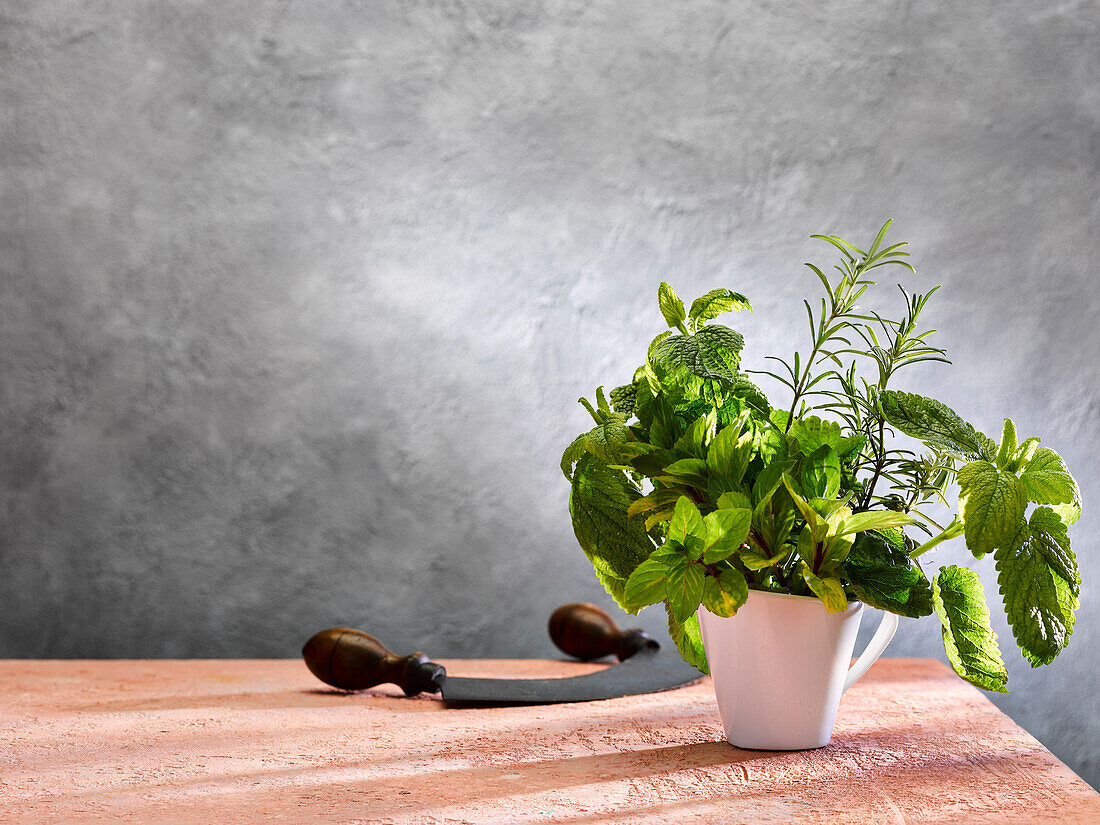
[301,603,703,704]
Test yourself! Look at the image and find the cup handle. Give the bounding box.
[842,610,899,693]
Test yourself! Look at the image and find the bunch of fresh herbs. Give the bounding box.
[562,222,1081,692]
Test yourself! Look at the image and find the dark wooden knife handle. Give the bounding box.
[548,603,658,662]
[302,627,445,695]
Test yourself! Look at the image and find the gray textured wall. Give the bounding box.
[2,0,1098,787]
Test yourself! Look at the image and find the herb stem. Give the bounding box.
[909,509,947,534]
[783,264,865,432]
[859,415,888,510]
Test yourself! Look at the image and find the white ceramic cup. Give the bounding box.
[698,589,899,750]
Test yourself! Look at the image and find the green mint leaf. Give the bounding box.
[816,498,852,527]
[879,390,996,460]
[705,421,739,477]
[842,530,933,618]
[751,499,795,556]
[995,512,1079,666]
[623,556,669,612]
[657,457,709,491]
[818,533,856,575]
[1051,478,1082,527]
[740,544,793,571]
[957,460,1027,558]
[643,510,677,533]
[728,374,772,417]
[702,508,752,563]
[745,474,797,558]
[667,496,704,546]
[665,604,708,673]
[658,282,687,330]
[931,566,1009,692]
[675,395,752,437]
[561,433,588,480]
[797,562,849,613]
[836,510,914,537]
[800,445,841,499]
[595,386,612,414]
[569,455,655,610]
[688,289,752,328]
[645,414,674,450]
[1015,436,1041,465]
[647,330,673,358]
[650,325,745,384]
[786,416,864,462]
[609,383,637,416]
[706,422,753,485]
[1019,447,1076,505]
[702,566,748,617]
[704,473,746,504]
[717,491,751,510]
[783,476,825,541]
[822,502,852,537]
[582,416,633,465]
[674,413,714,458]
[628,444,680,478]
[995,419,1018,470]
[752,461,791,508]
[680,536,705,561]
[1026,507,1079,595]
[665,556,706,624]
[577,395,601,424]
[626,488,682,520]
[796,525,817,567]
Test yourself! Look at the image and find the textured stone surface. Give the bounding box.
[1,658,1098,824]
[1,0,1099,788]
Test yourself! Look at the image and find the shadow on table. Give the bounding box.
[22,737,1093,825]
[133,739,1074,822]
[62,686,449,713]
[68,672,709,712]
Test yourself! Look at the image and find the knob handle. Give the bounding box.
[302,627,445,695]
[548,603,658,662]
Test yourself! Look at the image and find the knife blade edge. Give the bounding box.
[438,647,703,705]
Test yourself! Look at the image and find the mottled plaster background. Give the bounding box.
[1,0,1098,786]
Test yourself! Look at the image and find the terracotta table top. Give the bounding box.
[1,658,1096,824]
